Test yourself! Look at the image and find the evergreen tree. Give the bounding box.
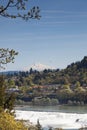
[0,75,5,109]
[0,48,18,111]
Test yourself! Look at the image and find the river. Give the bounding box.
[15,105,87,129]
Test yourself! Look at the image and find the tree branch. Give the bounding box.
[0,1,11,14]
[0,1,41,20]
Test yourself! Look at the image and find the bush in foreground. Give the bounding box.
[0,111,27,130]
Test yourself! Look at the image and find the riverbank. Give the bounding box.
[15,104,87,114]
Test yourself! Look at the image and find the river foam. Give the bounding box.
[15,110,87,129]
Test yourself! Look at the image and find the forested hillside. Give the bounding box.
[3,56,87,105]
[5,56,87,86]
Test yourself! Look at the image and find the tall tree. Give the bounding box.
[0,0,41,20]
[0,48,18,111]
[0,75,5,109]
[0,75,16,112]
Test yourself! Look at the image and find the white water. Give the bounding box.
[15,110,87,129]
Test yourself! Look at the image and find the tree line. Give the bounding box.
[3,56,87,105]
[5,56,87,87]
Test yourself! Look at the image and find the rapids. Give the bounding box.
[15,105,87,129]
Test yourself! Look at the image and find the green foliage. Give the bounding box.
[3,56,87,105]
[75,81,81,88]
[57,86,73,103]
[0,75,6,109]
[51,98,59,105]
[33,97,59,106]
[0,111,27,130]
[9,56,87,87]
[74,86,86,102]
[4,92,16,111]
[0,48,18,112]
[8,79,15,88]
[0,75,16,112]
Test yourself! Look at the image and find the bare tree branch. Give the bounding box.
[0,0,41,20]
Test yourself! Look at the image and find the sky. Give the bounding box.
[0,0,87,71]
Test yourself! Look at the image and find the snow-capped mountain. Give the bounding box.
[23,63,55,71]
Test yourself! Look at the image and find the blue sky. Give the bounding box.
[0,0,87,71]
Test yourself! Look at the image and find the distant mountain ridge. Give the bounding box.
[0,71,18,75]
[0,63,55,74]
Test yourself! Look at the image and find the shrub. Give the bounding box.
[0,112,27,130]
